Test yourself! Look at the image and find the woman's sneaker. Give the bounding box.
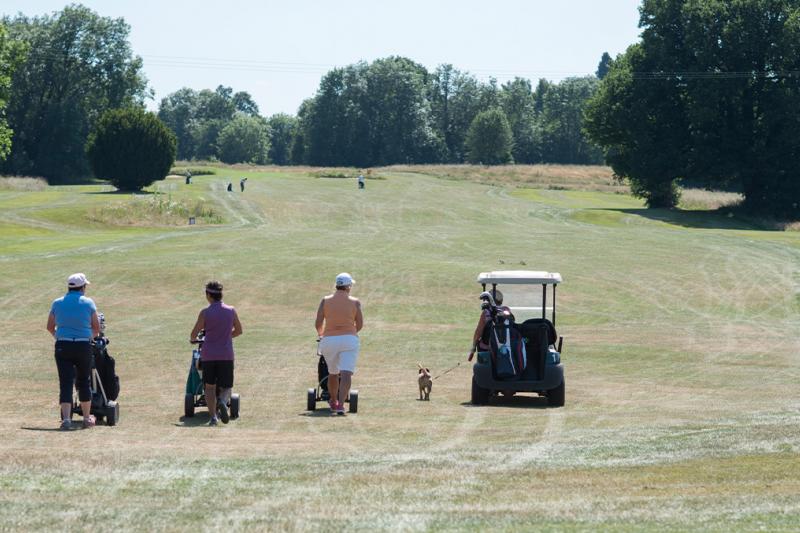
[217,401,229,424]
[82,415,96,429]
[208,417,218,426]
[60,419,72,431]
[329,401,340,416]
[336,403,346,416]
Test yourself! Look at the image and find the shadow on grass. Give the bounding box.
[20,425,89,431]
[83,189,157,196]
[298,409,340,417]
[174,413,212,427]
[460,394,551,409]
[601,207,767,230]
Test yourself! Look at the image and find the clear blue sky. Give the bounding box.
[2,1,643,116]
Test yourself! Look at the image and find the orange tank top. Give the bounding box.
[323,295,358,336]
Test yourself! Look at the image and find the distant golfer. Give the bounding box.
[190,281,243,426]
[185,170,192,185]
[227,182,233,192]
[315,273,363,415]
[240,177,247,192]
[46,273,101,430]
[357,173,365,190]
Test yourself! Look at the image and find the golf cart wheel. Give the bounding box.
[184,393,195,418]
[229,393,240,419]
[471,377,490,405]
[547,379,565,407]
[348,390,358,413]
[307,388,316,411]
[106,402,119,426]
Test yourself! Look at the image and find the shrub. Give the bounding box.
[86,108,177,191]
[465,109,514,165]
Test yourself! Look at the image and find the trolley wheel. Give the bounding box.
[348,390,358,414]
[229,393,240,419]
[106,402,119,426]
[184,393,195,418]
[307,388,317,411]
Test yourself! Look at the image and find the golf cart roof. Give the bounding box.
[477,270,562,285]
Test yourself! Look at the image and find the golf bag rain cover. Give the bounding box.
[489,318,527,379]
[93,339,119,401]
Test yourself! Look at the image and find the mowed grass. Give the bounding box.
[1,166,799,531]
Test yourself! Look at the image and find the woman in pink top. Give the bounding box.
[315,272,363,415]
[190,280,242,426]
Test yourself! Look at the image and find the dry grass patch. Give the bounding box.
[0,176,47,191]
[384,164,627,192]
[679,188,744,210]
[87,194,223,226]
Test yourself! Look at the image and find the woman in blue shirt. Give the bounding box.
[46,273,100,430]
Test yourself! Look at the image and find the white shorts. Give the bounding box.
[320,335,359,374]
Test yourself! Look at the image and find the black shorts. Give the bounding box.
[202,360,234,388]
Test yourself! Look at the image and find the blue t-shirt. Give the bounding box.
[50,292,97,340]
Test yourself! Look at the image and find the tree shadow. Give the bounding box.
[600,207,769,231]
[83,189,156,196]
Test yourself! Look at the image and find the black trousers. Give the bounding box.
[54,341,92,403]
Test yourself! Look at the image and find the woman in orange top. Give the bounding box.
[315,272,363,415]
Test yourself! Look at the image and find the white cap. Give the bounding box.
[335,272,355,287]
[67,273,90,288]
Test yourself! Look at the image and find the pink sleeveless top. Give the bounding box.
[202,302,236,361]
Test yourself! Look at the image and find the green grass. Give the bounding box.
[1,166,799,531]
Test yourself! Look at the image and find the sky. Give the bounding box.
[2,1,644,117]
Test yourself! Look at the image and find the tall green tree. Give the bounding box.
[500,77,538,163]
[216,114,270,164]
[429,65,490,162]
[586,0,800,215]
[584,46,688,207]
[3,5,149,182]
[157,88,198,160]
[301,57,443,166]
[465,108,513,165]
[539,76,603,165]
[266,113,297,165]
[0,23,25,162]
[596,52,612,79]
[86,108,176,191]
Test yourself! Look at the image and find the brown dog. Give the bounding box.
[418,363,432,401]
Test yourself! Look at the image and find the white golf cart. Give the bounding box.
[471,270,565,407]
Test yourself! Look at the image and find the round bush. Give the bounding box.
[87,108,177,191]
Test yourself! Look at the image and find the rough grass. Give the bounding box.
[385,164,626,192]
[1,165,799,531]
[87,193,223,226]
[678,188,744,211]
[0,176,48,191]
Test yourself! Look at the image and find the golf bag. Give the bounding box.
[488,315,527,380]
[93,336,119,401]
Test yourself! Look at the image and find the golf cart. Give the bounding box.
[471,271,565,407]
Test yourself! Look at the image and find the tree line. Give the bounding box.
[1,2,799,217]
[0,4,604,188]
[158,58,603,168]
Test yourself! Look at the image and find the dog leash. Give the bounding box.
[432,361,462,380]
